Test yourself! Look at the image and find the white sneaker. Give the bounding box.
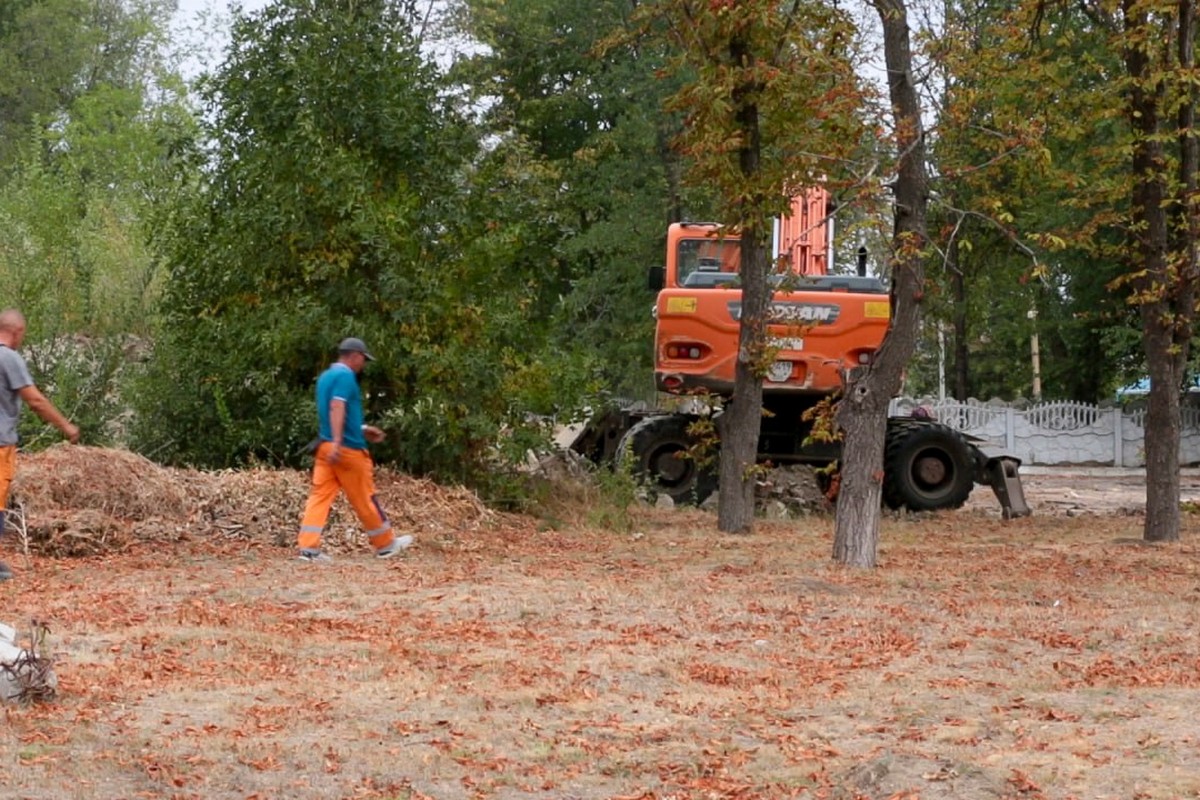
[298,549,333,564]
[376,535,413,558]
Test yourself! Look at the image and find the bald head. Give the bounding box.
[0,309,25,330]
[0,309,26,348]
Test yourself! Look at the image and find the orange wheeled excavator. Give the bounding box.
[571,192,1031,518]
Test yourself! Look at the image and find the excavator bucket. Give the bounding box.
[983,456,1031,520]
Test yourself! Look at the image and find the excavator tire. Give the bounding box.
[615,414,716,505]
[882,421,975,512]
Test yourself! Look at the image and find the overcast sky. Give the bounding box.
[169,0,462,78]
[174,0,269,23]
[171,0,271,77]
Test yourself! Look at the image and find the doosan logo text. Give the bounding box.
[728,302,841,324]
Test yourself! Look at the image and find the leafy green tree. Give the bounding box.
[643,0,867,534]
[927,0,1129,404]
[137,0,588,492]
[0,0,190,445]
[0,0,176,164]
[449,0,698,398]
[947,0,1200,542]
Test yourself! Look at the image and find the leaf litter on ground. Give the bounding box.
[0,446,1197,799]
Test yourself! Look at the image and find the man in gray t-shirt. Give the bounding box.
[0,309,80,581]
[0,343,35,446]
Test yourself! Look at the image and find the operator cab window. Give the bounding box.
[678,238,740,288]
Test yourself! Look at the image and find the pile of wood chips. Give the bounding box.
[7,445,511,558]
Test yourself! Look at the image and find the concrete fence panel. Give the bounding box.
[889,397,1200,467]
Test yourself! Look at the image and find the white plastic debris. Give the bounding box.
[0,621,57,705]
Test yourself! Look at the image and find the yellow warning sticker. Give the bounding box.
[864,301,890,319]
[666,297,698,313]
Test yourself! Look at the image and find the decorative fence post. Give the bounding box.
[1005,407,1016,453]
[1112,408,1123,467]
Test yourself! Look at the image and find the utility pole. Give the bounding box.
[1027,306,1042,401]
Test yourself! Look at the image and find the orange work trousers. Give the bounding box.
[297,443,395,553]
[0,445,14,535]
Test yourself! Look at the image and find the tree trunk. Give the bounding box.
[1122,0,1198,542]
[832,385,889,565]
[716,30,766,534]
[717,230,768,534]
[833,0,928,567]
[1148,0,1200,541]
[1142,319,1182,541]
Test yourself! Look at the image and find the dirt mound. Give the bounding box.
[12,445,192,521]
[6,445,509,557]
[756,463,832,516]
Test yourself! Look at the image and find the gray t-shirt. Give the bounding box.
[0,345,33,446]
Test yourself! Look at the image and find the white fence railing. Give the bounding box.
[889,397,1200,467]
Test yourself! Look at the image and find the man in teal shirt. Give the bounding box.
[296,337,412,562]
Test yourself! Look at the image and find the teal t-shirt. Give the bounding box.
[316,363,366,450]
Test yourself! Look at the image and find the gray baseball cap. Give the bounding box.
[337,337,374,361]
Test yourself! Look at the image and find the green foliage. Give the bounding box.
[0,0,177,163]
[137,0,467,467]
[0,0,95,164]
[683,413,719,474]
[0,85,191,338]
[650,0,869,228]
[136,0,598,491]
[586,456,640,533]
[0,0,186,337]
[17,336,136,450]
[924,0,1199,402]
[450,0,698,397]
[515,455,640,534]
[0,0,191,452]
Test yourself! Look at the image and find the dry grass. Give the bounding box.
[0,450,1199,799]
